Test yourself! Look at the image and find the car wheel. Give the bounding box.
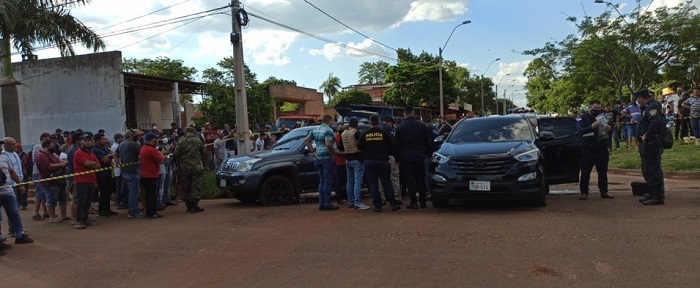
[259,175,295,206]
[432,198,449,208]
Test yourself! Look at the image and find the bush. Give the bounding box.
[201,170,224,199]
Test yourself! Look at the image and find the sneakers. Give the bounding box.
[0,242,12,250]
[146,214,164,219]
[128,212,144,219]
[354,203,370,210]
[14,234,34,244]
[188,206,204,213]
[97,212,111,218]
[74,223,87,229]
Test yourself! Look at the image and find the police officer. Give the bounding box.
[173,126,205,213]
[577,100,615,200]
[358,115,401,212]
[393,106,432,209]
[634,89,666,205]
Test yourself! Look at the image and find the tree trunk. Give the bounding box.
[1,35,22,142]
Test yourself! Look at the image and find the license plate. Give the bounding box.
[469,180,490,191]
[220,179,227,187]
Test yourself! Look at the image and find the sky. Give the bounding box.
[12,0,686,108]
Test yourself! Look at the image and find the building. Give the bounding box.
[0,51,203,143]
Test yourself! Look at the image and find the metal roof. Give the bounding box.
[123,72,206,94]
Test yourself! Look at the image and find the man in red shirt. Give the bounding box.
[72,132,101,229]
[202,122,217,170]
[140,132,165,219]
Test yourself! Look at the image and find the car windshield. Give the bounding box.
[272,129,309,150]
[447,118,534,144]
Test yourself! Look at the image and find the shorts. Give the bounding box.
[623,124,636,140]
[44,185,63,207]
[33,173,46,201]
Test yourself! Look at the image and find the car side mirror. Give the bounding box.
[434,135,445,144]
[539,131,555,141]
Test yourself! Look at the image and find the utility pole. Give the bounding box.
[231,0,251,154]
[502,88,507,114]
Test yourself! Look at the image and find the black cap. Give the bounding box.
[80,132,94,140]
[633,89,652,99]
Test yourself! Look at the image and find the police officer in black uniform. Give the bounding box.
[394,106,432,209]
[577,100,615,200]
[634,89,666,205]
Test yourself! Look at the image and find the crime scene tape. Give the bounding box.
[7,160,142,188]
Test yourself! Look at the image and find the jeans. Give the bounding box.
[161,162,174,205]
[314,157,334,208]
[115,176,126,206]
[1,192,25,237]
[141,177,158,216]
[122,173,140,215]
[96,175,115,213]
[608,127,620,149]
[32,173,45,201]
[690,117,700,138]
[345,160,364,206]
[16,179,28,207]
[334,164,347,203]
[579,148,609,194]
[675,117,690,139]
[74,183,93,224]
[364,159,396,208]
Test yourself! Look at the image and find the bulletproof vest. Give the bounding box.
[341,128,360,154]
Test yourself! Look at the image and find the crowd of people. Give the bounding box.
[0,123,209,256]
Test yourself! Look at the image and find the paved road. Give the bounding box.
[2,173,700,287]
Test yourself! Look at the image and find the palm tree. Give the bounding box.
[357,60,389,85]
[1,0,104,141]
[319,73,341,104]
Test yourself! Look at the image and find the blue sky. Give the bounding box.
[13,0,678,107]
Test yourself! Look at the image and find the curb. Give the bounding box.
[608,168,700,180]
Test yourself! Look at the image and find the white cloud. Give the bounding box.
[244,30,298,65]
[457,62,478,73]
[495,60,531,87]
[403,0,469,23]
[308,39,389,61]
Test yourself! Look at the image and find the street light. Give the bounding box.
[494,73,510,115]
[480,58,500,116]
[439,20,471,117]
[594,0,628,24]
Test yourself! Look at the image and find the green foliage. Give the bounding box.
[201,170,223,199]
[358,60,389,84]
[319,73,342,103]
[329,89,372,107]
[279,102,300,112]
[609,140,700,172]
[524,1,700,111]
[198,59,296,128]
[383,48,460,108]
[123,57,198,81]
[1,0,104,77]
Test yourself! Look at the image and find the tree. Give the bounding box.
[319,73,341,103]
[1,0,104,141]
[357,60,389,84]
[329,89,372,107]
[523,0,700,110]
[123,57,197,81]
[383,48,458,108]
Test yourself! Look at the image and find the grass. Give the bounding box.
[608,140,700,172]
[201,170,225,199]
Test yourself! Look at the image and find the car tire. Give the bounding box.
[432,198,449,208]
[259,175,295,206]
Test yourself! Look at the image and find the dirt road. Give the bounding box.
[2,173,700,287]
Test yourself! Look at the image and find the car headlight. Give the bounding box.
[431,152,450,164]
[236,158,262,172]
[514,149,539,162]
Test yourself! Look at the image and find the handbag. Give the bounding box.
[661,119,674,149]
[51,168,67,187]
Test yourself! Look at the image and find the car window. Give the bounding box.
[538,118,578,138]
[272,129,309,150]
[447,118,534,143]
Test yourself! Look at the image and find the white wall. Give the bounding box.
[5,51,125,145]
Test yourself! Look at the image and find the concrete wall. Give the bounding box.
[0,51,125,145]
[269,84,325,118]
[131,88,175,130]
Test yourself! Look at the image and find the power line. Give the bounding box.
[117,14,212,50]
[302,0,397,52]
[247,12,397,61]
[168,14,220,52]
[96,0,194,32]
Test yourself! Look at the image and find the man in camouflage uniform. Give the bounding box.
[173,127,205,213]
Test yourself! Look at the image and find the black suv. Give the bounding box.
[429,115,581,207]
[216,126,320,206]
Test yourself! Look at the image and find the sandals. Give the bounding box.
[579,193,589,200]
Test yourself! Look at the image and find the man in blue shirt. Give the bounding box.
[305,115,339,211]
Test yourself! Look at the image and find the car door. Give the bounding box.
[297,146,319,190]
[537,117,581,185]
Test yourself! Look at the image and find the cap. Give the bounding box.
[144,132,158,142]
[80,132,94,140]
[98,128,105,133]
[633,89,652,99]
[40,132,51,140]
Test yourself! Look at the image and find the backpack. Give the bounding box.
[22,151,33,176]
[662,118,674,149]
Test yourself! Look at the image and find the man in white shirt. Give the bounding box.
[254,134,265,152]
